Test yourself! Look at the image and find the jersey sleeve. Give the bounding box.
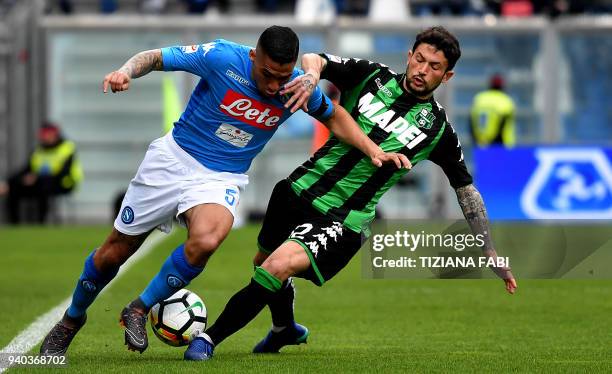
[319,53,381,91]
[428,123,474,189]
[305,84,334,122]
[161,41,220,77]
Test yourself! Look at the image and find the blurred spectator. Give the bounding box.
[216,0,230,13]
[470,74,516,147]
[256,0,295,13]
[0,122,83,224]
[408,0,607,16]
[532,0,612,16]
[180,0,230,14]
[182,0,210,13]
[411,0,475,16]
[139,0,167,14]
[100,0,117,13]
[296,0,369,20]
[45,0,74,14]
[296,0,335,22]
[335,0,370,15]
[369,0,407,20]
[501,0,533,16]
[256,0,277,13]
[482,0,502,14]
[584,0,612,13]
[532,0,570,17]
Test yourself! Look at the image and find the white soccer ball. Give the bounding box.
[149,289,207,347]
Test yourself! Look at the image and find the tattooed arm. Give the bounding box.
[456,184,517,294]
[281,53,326,113]
[102,49,163,93]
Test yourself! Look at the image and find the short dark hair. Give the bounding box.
[257,25,299,64]
[412,26,461,70]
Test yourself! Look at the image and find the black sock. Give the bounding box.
[128,297,148,313]
[269,278,295,329]
[206,279,276,345]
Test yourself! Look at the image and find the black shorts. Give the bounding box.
[257,179,365,286]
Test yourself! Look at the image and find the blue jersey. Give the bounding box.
[161,39,334,173]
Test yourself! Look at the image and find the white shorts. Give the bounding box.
[114,132,249,235]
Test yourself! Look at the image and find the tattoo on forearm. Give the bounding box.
[456,184,494,252]
[457,184,513,279]
[118,49,163,79]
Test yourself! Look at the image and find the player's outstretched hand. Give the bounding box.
[280,73,318,113]
[370,152,412,169]
[103,71,131,93]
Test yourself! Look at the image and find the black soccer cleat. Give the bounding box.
[119,305,148,353]
[253,322,309,353]
[39,312,87,356]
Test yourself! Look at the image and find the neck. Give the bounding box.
[41,139,62,149]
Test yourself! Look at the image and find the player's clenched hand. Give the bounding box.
[485,249,517,294]
[370,152,412,169]
[103,70,130,93]
[280,72,318,113]
[504,276,517,295]
[492,267,517,294]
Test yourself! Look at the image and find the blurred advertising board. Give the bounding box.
[474,146,612,220]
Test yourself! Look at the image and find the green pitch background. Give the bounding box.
[1,225,611,373]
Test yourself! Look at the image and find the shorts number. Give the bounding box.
[225,188,237,206]
[290,223,314,239]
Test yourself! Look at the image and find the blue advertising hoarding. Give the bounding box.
[474,147,612,220]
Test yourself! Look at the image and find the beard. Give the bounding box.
[405,75,437,98]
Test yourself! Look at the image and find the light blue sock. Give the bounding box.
[67,250,118,319]
[139,244,204,309]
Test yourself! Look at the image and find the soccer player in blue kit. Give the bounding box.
[39,26,410,356]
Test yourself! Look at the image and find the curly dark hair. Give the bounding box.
[412,26,461,70]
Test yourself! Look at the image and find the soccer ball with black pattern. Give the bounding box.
[149,289,207,347]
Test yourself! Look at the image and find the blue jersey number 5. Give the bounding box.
[225,189,237,206]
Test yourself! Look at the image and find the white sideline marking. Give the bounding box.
[0,230,170,372]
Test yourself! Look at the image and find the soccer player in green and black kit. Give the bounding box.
[184,26,517,361]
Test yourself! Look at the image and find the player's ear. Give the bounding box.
[407,50,413,63]
[249,49,256,62]
[442,69,455,83]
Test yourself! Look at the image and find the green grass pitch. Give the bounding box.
[1,225,611,373]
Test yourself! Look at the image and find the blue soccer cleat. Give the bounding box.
[253,322,309,353]
[184,336,215,361]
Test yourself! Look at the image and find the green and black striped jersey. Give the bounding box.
[288,54,473,233]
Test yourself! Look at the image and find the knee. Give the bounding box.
[187,234,223,254]
[185,234,223,265]
[261,256,292,281]
[260,244,310,281]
